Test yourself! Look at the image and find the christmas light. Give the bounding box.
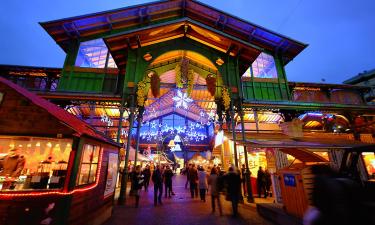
[172,90,193,109]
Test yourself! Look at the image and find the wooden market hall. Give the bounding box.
[0,0,375,225]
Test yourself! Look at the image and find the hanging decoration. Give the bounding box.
[181,57,189,83]
[150,71,160,98]
[172,89,193,109]
[222,86,231,111]
[136,77,150,107]
[187,69,195,96]
[175,64,183,88]
[139,121,209,143]
[206,74,216,97]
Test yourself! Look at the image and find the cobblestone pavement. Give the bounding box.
[104,174,275,225]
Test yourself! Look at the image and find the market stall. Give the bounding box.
[0,77,120,225]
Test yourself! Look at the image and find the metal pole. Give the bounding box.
[230,102,238,168]
[239,106,254,203]
[134,107,144,166]
[118,94,135,205]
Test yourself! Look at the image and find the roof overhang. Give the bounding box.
[40,0,307,66]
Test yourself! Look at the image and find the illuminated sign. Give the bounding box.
[283,174,296,187]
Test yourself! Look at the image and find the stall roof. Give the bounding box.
[0,77,119,147]
[279,148,328,163]
[229,132,373,149]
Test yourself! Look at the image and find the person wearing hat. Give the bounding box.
[0,148,25,177]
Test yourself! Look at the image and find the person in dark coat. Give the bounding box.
[257,166,267,198]
[189,164,199,198]
[163,165,174,198]
[152,165,163,206]
[131,165,144,208]
[224,166,242,217]
[304,164,362,225]
[142,165,151,191]
[264,168,272,197]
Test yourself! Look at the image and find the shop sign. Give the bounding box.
[104,153,119,198]
[283,174,296,187]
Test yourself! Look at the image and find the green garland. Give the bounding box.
[175,64,183,88]
[222,86,231,111]
[187,69,195,96]
[136,77,150,107]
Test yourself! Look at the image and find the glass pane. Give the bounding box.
[92,146,100,163]
[88,164,98,183]
[77,164,90,185]
[82,145,93,163]
[75,39,117,69]
[362,152,375,179]
[251,53,278,78]
[0,136,72,190]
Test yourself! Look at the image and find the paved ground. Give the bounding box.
[104,174,275,225]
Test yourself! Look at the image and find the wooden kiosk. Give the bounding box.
[0,77,120,225]
[277,148,328,218]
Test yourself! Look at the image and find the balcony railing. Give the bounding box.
[1,75,59,92]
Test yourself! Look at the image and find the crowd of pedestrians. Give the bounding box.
[128,163,273,218]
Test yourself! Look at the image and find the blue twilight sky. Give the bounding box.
[0,0,374,84]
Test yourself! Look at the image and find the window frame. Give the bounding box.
[76,144,101,187]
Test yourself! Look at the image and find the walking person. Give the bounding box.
[208,167,222,215]
[131,165,144,208]
[198,166,208,202]
[152,165,163,206]
[241,164,247,195]
[264,168,272,197]
[189,164,198,198]
[164,165,174,198]
[224,166,242,217]
[142,165,151,191]
[257,166,267,198]
[185,164,191,189]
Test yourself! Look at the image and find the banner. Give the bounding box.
[104,153,119,198]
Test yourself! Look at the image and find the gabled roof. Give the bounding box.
[40,0,307,67]
[143,88,209,122]
[343,68,375,85]
[0,77,119,147]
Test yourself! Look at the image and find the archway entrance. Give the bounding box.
[137,50,221,166]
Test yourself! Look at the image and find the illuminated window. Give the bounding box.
[0,136,72,190]
[242,53,278,79]
[362,152,375,179]
[75,39,117,69]
[77,144,101,186]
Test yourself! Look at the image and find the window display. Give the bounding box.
[362,152,375,179]
[0,136,71,191]
[76,144,100,186]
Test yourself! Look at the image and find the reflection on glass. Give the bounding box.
[75,39,117,69]
[76,144,101,186]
